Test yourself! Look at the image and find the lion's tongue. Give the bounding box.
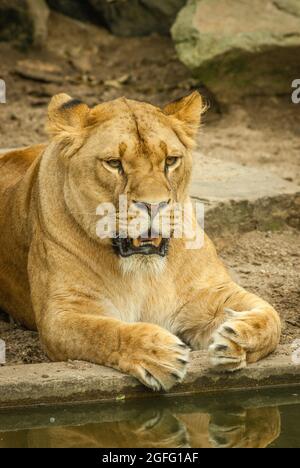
[132,236,162,248]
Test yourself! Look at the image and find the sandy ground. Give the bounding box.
[0,12,299,365]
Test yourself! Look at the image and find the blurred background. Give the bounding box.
[0,0,299,184]
[0,1,299,366]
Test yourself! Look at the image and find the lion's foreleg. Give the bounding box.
[37,302,190,391]
[207,285,281,370]
[173,282,281,371]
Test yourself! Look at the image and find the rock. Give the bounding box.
[172,0,300,102]
[104,73,131,89]
[191,154,300,237]
[46,0,95,23]
[89,0,186,36]
[46,0,186,35]
[0,0,49,47]
[14,60,63,83]
[27,0,49,46]
[0,346,299,408]
[2,0,184,39]
[274,0,300,16]
[0,0,33,45]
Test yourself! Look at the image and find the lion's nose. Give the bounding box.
[133,200,170,218]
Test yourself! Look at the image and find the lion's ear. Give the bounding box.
[47,93,90,137]
[163,91,205,137]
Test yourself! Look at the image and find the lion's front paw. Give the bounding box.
[208,319,248,372]
[119,323,190,391]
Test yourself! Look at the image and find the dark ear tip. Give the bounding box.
[60,98,84,111]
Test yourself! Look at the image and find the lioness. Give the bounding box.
[0,92,281,390]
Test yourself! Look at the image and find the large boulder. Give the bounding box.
[0,0,49,47]
[172,0,300,102]
[46,0,186,34]
[46,0,96,23]
[89,0,187,36]
[0,0,33,45]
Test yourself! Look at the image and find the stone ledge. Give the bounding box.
[0,347,299,409]
[191,154,300,236]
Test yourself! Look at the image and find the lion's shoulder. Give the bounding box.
[0,144,46,167]
[0,144,46,188]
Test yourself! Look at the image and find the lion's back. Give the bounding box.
[0,144,46,190]
[0,144,46,328]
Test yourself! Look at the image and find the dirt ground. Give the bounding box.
[0,12,299,365]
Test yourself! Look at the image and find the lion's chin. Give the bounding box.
[119,254,167,277]
[112,236,170,258]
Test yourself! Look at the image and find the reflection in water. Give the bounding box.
[0,403,282,448]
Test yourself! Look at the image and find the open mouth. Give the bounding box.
[112,236,170,257]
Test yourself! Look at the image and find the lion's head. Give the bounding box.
[47,92,204,273]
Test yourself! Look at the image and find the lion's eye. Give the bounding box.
[106,159,122,169]
[103,159,123,173]
[166,156,181,169]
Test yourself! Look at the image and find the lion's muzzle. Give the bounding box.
[112,236,170,257]
[113,200,171,257]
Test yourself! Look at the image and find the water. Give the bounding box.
[0,387,299,448]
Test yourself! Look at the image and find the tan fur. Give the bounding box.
[0,92,281,390]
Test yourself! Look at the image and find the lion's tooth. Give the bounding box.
[153,236,162,247]
[132,238,141,248]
